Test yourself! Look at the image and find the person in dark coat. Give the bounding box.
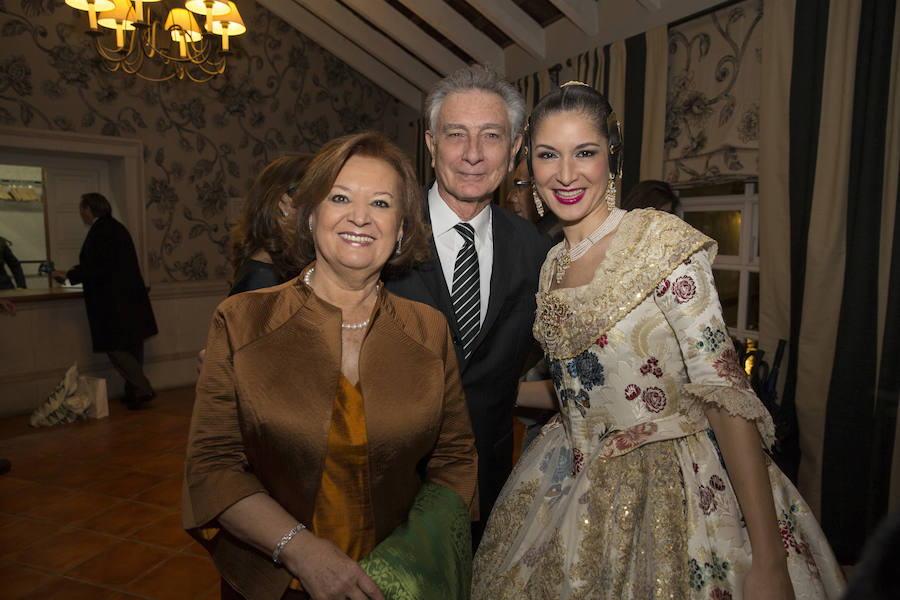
[0,236,26,290]
[53,193,158,409]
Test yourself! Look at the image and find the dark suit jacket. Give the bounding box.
[67,215,157,352]
[385,198,551,523]
[184,272,477,599]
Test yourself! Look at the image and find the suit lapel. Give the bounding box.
[417,197,460,339]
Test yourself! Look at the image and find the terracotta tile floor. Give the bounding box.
[0,386,222,599]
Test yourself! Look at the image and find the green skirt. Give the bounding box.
[360,483,472,600]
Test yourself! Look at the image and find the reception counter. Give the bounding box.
[0,281,229,417]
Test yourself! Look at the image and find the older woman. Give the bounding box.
[228,155,311,296]
[184,132,478,600]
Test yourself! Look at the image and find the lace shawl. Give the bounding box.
[534,209,716,360]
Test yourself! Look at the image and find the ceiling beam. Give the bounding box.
[550,0,599,37]
[295,0,440,92]
[465,0,545,59]
[636,0,663,10]
[342,0,468,76]
[256,0,423,110]
[395,0,505,73]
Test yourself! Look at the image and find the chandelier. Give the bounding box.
[65,0,246,82]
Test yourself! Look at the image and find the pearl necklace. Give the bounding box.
[303,267,380,330]
[555,208,625,283]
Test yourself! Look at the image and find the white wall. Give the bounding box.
[0,281,228,417]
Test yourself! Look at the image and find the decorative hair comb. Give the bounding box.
[560,80,591,89]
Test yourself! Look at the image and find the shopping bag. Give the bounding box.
[79,376,108,419]
[30,363,91,427]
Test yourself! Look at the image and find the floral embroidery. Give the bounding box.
[689,558,706,590]
[540,448,573,484]
[696,326,727,353]
[779,507,815,567]
[699,484,717,514]
[672,274,697,303]
[559,388,591,417]
[683,257,693,265]
[712,349,751,389]
[547,357,563,390]
[709,474,726,491]
[642,387,667,412]
[710,589,733,600]
[640,357,663,377]
[571,448,584,476]
[570,349,605,390]
[625,383,641,401]
[688,553,732,591]
[656,279,670,297]
[595,333,608,347]
[601,422,658,457]
[522,541,548,567]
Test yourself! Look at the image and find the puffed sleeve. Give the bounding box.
[424,324,479,521]
[182,309,268,530]
[653,249,776,448]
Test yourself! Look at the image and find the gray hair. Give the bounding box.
[425,64,526,145]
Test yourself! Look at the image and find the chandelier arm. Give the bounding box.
[83,3,231,82]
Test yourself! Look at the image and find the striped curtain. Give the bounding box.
[760,0,899,564]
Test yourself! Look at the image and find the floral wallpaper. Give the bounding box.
[0,0,417,282]
[665,0,762,186]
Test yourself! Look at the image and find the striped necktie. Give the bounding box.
[451,223,480,359]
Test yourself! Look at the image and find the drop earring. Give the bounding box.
[605,175,617,211]
[531,186,545,218]
[395,230,403,255]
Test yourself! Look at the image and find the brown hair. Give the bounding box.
[230,155,311,280]
[285,132,430,274]
[621,179,680,213]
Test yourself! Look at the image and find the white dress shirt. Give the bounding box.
[428,183,493,327]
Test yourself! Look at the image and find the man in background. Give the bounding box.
[53,193,157,410]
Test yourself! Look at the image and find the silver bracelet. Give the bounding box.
[272,522,306,565]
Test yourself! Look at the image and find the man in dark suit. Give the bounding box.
[53,193,158,410]
[385,65,551,544]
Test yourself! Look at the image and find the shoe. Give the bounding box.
[127,390,156,411]
[0,458,10,475]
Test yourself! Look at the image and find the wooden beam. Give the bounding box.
[466,0,545,59]
[256,0,422,110]
[342,0,468,76]
[549,0,599,37]
[636,0,663,11]
[395,0,505,72]
[295,0,440,91]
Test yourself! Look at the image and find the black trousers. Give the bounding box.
[107,341,153,400]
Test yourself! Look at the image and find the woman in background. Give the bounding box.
[228,155,310,296]
[185,132,477,600]
[472,83,843,599]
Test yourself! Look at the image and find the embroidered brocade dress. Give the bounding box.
[471,210,844,600]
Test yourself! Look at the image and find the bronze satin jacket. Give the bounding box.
[182,272,478,599]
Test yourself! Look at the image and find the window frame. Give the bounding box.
[676,182,759,340]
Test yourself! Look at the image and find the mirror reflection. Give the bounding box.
[0,164,50,290]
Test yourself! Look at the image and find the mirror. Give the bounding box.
[0,164,50,290]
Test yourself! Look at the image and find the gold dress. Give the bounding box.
[289,374,375,592]
[472,210,845,599]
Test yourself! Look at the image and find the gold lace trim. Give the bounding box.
[681,383,776,449]
[535,209,716,360]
